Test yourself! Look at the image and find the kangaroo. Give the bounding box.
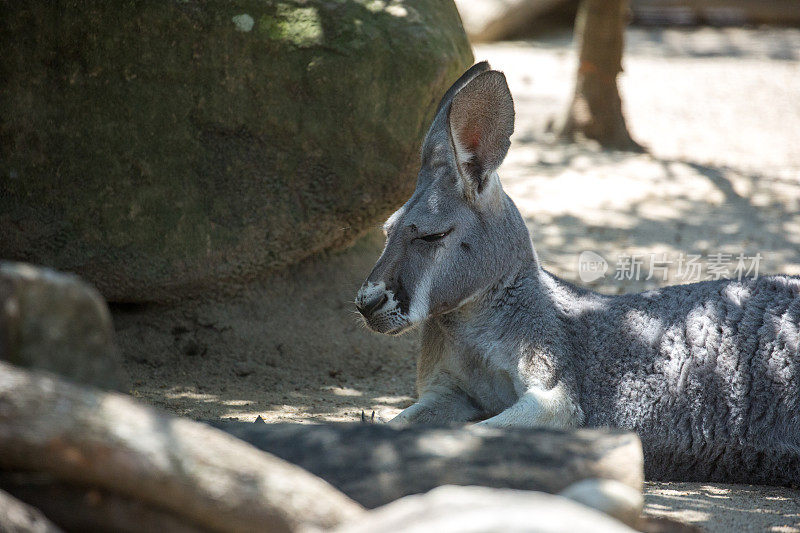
[355,62,800,485]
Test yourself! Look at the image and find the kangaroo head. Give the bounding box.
[356,62,533,335]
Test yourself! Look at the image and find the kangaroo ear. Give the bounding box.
[448,70,514,197]
[433,61,491,118]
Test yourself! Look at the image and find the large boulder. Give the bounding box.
[0,262,128,391]
[0,1,473,302]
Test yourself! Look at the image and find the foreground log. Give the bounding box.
[331,485,637,533]
[214,421,644,509]
[0,362,363,533]
[0,487,63,533]
[0,472,202,533]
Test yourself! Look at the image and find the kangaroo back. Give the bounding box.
[573,275,800,484]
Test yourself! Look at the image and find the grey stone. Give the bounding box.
[0,262,128,391]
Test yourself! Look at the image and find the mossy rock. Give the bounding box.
[0,1,473,302]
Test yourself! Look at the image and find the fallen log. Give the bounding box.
[0,362,363,533]
[213,420,644,509]
[0,487,63,533]
[0,472,204,533]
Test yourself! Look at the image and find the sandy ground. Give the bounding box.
[644,482,800,532]
[115,27,800,533]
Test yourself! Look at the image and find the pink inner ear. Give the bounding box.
[465,128,481,151]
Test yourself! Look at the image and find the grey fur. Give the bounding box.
[356,63,800,485]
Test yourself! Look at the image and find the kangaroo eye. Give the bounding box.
[420,230,451,242]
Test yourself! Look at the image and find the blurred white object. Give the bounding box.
[455,0,570,42]
[560,479,644,528]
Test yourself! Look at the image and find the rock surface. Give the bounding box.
[0,1,473,302]
[0,261,127,391]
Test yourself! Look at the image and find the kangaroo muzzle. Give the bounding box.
[355,281,412,335]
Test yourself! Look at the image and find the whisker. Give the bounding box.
[393,322,420,336]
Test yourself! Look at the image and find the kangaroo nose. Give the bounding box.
[356,293,388,317]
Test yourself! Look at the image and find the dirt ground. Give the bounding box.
[115,27,800,533]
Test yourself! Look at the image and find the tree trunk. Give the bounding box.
[558,0,643,151]
[213,421,644,509]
